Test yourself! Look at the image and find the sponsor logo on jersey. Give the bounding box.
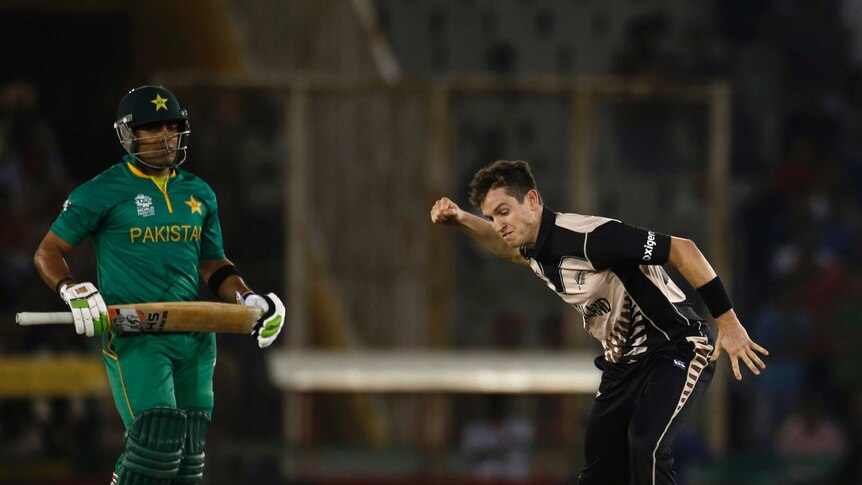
[135,194,155,217]
[129,224,202,244]
[574,298,612,318]
[62,199,71,212]
[673,359,687,370]
[642,231,657,261]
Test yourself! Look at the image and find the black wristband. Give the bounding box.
[208,264,240,297]
[55,277,75,295]
[696,276,733,318]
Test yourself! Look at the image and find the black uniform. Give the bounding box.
[520,207,715,485]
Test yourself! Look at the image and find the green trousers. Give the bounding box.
[102,331,216,427]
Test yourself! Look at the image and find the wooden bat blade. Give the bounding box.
[17,302,264,334]
[112,302,264,333]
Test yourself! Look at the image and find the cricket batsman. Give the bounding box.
[33,85,286,484]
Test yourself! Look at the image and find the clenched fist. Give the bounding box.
[430,197,464,225]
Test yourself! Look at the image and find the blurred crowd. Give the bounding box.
[0,79,98,471]
[728,2,862,484]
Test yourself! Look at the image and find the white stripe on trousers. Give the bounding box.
[650,336,713,485]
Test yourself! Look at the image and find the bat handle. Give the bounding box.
[16,312,74,326]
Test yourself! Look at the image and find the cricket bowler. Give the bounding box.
[431,160,768,485]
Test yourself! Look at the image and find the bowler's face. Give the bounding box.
[480,187,542,248]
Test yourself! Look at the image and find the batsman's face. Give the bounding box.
[481,187,542,248]
[134,122,180,169]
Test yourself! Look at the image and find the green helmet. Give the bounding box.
[113,85,190,168]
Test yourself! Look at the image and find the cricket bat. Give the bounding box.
[16,301,263,334]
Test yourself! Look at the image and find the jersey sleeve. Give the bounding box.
[50,184,105,246]
[584,220,671,269]
[200,190,226,260]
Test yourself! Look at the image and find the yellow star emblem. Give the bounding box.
[151,94,168,111]
[185,195,202,215]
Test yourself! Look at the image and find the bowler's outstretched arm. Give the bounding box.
[668,236,769,380]
[430,197,527,266]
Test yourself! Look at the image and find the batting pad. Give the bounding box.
[174,410,211,484]
[118,407,187,484]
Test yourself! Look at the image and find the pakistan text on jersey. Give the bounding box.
[130,225,202,244]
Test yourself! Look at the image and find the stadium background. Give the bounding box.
[1,1,861,484]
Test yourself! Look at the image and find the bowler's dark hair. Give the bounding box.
[468,160,537,209]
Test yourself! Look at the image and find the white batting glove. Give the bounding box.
[243,293,286,348]
[60,282,109,337]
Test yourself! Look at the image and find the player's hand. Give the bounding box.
[430,197,464,225]
[243,293,286,348]
[710,311,768,380]
[59,282,109,337]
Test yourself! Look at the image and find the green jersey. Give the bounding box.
[51,157,225,305]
